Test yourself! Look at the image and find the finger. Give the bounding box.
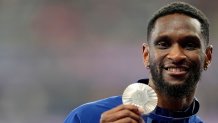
[101,108,141,122]
[137,106,145,115]
[113,117,138,123]
[105,104,140,115]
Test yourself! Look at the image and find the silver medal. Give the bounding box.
[122,83,158,114]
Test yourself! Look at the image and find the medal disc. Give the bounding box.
[122,83,157,114]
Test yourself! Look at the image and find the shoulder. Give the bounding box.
[64,96,122,123]
[74,95,122,113]
[78,95,122,111]
[189,115,204,123]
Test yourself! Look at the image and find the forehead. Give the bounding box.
[151,13,202,41]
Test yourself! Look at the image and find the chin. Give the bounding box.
[164,77,188,85]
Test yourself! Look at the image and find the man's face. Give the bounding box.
[146,14,207,98]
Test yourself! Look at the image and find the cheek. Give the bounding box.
[151,50,167,63]
[150,49,166,59]
[149,51,166,69]
[186,51,204,66]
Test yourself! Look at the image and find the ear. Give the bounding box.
[204,45,213,70]
[142,43,150,68]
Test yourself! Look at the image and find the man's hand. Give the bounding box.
[100,104,144,123]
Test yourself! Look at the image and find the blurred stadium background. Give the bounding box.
[0,0,217,123]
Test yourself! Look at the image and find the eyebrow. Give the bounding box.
[153,35,172,43]
[180,35,200,42]
[153,35,200,42]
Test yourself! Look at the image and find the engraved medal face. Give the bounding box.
[122,83,158,114]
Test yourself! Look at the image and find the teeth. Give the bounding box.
[167,67,186,72]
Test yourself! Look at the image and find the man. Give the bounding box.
[64,2,212,123]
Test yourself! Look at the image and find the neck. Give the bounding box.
[149,79,196,111]
[157,93,195,111]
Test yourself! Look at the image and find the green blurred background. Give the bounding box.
[0,0,217,123]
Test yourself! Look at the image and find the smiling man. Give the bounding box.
[143,11,211,111]
[65,2,212,123]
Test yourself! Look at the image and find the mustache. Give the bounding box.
[159,59,194,70]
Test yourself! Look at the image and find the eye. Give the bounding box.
[155,41,170,49]
[183,41,200,50]
[185,42,195,50]
[182,36,201,50]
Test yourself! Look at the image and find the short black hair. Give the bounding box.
[147,2,209,45]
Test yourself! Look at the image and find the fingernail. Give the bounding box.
[138,107,145,115]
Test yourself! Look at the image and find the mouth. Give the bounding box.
[163,66,189,76]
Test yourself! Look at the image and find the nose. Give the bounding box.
[167,44,186,63]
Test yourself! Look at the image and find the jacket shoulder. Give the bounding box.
[64,96,122,123]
